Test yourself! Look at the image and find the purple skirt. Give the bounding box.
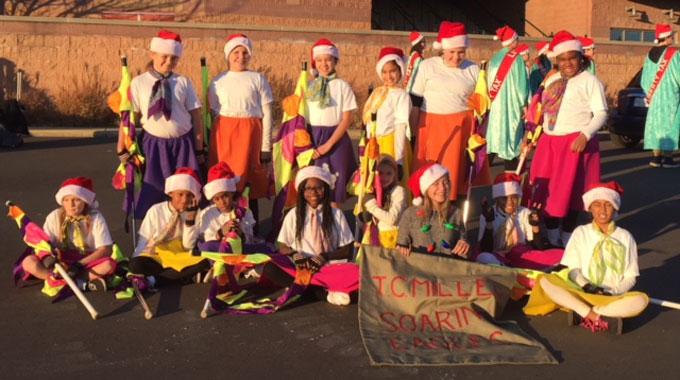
[310,125,357,203]
[134,131,200,219]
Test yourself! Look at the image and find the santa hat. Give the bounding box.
[494,26,518,47]
[408,163,449,206]
[548,30,582,58]
[577,37,595,50]
[150,30,183,58]
[224,33,253,58]
[432,22,469,50]
[311,38,340,76]
[582,181,624,211]
[655,24,673,43]
[410,31,424,46]
[165,167,202,201]
[376,47,406,77]
[55,176,98,208]
[203,162,241,201]
[536,41,549,55]
[516,44,530,56]
[492,173,522,199]
[295,165,336,191]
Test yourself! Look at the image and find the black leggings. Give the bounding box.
[129,256,210,281]
[545,210,580,233]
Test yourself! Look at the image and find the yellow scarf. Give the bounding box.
[60,215,87,255]
[588,222,626,286]
[362,85,398,126]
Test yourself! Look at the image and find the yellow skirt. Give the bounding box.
[139,240,206,272]
[524,273,649,318]
[376,131,412,203]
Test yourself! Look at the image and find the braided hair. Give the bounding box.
[294,178,336,249]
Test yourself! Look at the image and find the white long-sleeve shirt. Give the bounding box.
[364,185,406,232]
[560,223,639,295]
[198,205,256,242]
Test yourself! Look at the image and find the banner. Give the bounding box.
[359,246,557,366]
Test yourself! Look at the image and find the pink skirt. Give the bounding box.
[275,259,359,294]
[529,133,600,218]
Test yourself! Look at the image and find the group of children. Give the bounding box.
[16,26,650,335]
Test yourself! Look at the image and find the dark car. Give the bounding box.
[607,69,647,149]
[607,69,646,148]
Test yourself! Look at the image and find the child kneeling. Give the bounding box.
[21,177,116,293]
[524,182,648,334]
[129,168,209,287]
[475,173,564,270]
[265,165,358,306]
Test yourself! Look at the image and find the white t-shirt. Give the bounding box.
[560,224,639,295]
[43,209,113,251]
[543,70,607,138]
[134,201,199,256]
[306,77,357,127]
[130,72,202,139]
[477,206,534,244]
[208,71,274,118]
[410,57,479,115]
[198,205,256,242]
[277,206,354,259]
[369,88,411,163]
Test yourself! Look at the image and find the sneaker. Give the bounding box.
[579,317,610,333]
[649,156,662,168]
[326,291,351,306]
[662,157,680,168]
[41,255,57,270]
[601,316,623,335]
[86,278,108,292]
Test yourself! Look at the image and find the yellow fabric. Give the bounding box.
[362,86,397,125]
[139,239,205,272]
[524,273,649,318]
[61,215,87,256]
[376,131,412,202]
[379,229,398,249]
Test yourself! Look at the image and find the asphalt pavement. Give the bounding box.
[0,134,679,380]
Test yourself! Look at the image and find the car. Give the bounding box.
[607,69,647,149]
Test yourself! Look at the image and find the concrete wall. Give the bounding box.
[0,16,657,126]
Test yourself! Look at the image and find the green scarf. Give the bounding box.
[307,73,337,109]
[588,222,626,286]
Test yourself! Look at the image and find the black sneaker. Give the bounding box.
[86,278,108,292]
[600,316,623,335]
[41,255,57,270]
[662,157,680,168]
[649,156,662,168]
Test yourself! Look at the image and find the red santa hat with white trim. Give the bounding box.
[492,173,522,199]
[577,37,595,50]
[494,25,519,47]
[55,176,98,208]
[655,24,674,43]
[376,47,406,77]
[203,162,241,201]
[150,29,183,58]
[548,30,582,58]
[410,31,424,46]
[165,167,202,201]
[516,44,530,56]
[535,41,549,55]
[432,21,469,50]
[582,181,624,211]
[311,38,340,76]
[224,33,253,58]
[408,163,449,206]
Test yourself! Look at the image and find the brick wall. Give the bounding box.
[0,17,656,126]
[525,0,590,37]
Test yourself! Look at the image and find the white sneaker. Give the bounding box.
[244,267,262,279]
[326,291,351,306]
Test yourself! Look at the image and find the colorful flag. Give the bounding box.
[108,57,145,223]
[270,66,315,238]
[200,57,212,149]
[466,62,492,183]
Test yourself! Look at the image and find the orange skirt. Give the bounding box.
[413,110,491,200]
[208,116,269,199]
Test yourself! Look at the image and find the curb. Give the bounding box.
[29,127,118,139]
[27,127,363,139]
